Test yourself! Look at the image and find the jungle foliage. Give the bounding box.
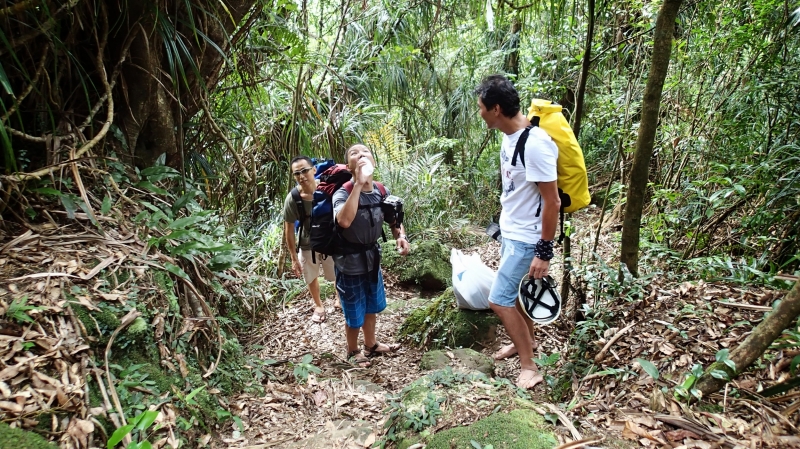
[1,0,800,445]
[2,0,798,277]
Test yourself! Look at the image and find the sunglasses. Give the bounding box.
[292,167,313,177]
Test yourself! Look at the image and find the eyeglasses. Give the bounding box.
[292,167,313,177]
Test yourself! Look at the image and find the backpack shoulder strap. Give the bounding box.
[290,187,306,223]
[511,123,535,168]
[344,181,387,198]
[374,181,387,198]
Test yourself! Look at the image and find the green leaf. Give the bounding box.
[164,263,190,280]
[0,62,12,94]
[635,358,660,380]
[139,442,152,449]
[470,441,482,449]
[60,194,78,219]
[715,349,730,362]
[101,195,112,215]
[184,385,206,402]
[710,370,730,380]
[107,424,134,448]
[172,192,198,214]
[134,410,159,431]
[136,181,169,196]
[232,416,244,432]
[140,165,180,181]
[791,355,800,376]
[31,187,63,196]
[207,253,239,271]
[169,214,207,229]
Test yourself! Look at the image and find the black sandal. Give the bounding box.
[364,342,401,357]
[347,350,371,367]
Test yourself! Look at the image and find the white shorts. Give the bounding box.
[299,249,335,285]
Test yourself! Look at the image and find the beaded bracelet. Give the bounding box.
[535,239,555,261]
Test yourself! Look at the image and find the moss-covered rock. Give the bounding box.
[381,239,450,290]
[0,422,57,449]
[425,409,557,449]
[389,368,552,449]
[124,317,149,340]
[420,348,494,376]
[70,302,121,346]
[398,288,499,349]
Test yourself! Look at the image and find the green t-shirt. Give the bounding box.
[283,190,313,250]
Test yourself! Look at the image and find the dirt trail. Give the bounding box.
[227,209,799,448]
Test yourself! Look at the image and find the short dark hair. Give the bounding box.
[290,155,313,167]
[474,74,520,118]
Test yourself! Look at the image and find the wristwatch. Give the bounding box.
[398,234,408,242]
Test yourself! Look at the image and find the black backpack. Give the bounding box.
[291,165,387,262]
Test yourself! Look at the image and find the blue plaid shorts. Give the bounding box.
[335,269,387,328]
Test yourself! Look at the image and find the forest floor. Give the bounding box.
[226,208,800,448]
[1,207,797,449]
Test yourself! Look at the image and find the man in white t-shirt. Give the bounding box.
[475,75,561,389]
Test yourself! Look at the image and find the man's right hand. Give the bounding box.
[291,258,302,278]
[355,158,370,184]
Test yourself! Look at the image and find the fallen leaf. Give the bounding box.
[666,429,702,441]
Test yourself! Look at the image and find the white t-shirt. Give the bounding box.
[499,127,558,244]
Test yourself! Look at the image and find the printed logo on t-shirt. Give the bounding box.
[503,169,515,197]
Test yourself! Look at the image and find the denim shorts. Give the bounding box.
[335,269,387,328]
[488,238,536,308]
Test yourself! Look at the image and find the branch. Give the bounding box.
[1,47,49,123]
[201,102,252,182]
[0,0,82,58]
[591,26,656,64]
[104,309,141,446]
[594,321,638,364]
[0,0,33,18]
[694,281,800,397]
[8,5,122,182]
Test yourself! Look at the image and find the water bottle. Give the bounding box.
[361,159,374,177]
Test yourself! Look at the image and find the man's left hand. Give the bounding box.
[529,257,550,279]
[397,237,410,256]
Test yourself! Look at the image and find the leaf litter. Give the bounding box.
[1,205,798,448]
[231,207,799,448]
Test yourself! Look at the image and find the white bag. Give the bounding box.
[451,248,495,310]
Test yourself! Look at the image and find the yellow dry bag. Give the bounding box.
[511,99,590,214]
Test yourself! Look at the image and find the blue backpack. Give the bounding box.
[290,161,387,263]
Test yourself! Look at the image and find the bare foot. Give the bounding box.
[492,341,539,360]
[516,369,544,389]
[493,344,518,360]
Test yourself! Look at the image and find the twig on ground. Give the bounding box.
[594,321,638,364]
[104,309,142,446]
[544,403,583,440]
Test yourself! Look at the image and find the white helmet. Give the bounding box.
[518,275,561,325]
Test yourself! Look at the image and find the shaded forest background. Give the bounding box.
[3,0,799,275]
[1,0,800,446]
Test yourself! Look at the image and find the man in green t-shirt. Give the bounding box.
[283,155,338,323]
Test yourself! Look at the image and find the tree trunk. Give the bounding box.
[619,0,682,276]
[572,0,595,138]
[1,0,256,172]
[566,0,596,319]
[505,18,521,76]
[695,281,800,397]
